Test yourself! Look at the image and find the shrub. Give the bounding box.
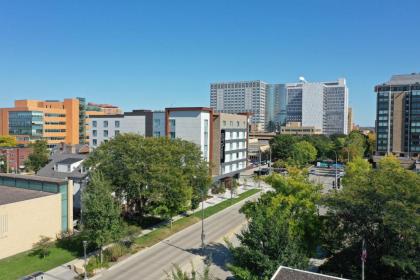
[103,243,129,262]
[32,236,53,258]
[85,256,109,276]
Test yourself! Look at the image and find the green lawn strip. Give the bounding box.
[0,246,77,280]
[0,188,260,280]
[134,188,260,249]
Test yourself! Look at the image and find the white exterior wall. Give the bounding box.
[302,83,324,132]
[89,115,147,147]
[55,160,83,173]
[169,111,211,161]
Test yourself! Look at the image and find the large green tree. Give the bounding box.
[84,134,210,222]
[82,172,122,258]
[321,156,420,279]
[270,135,298,161]
[290,140,317,167]
[25,140,49,172]
[228,173,321,279]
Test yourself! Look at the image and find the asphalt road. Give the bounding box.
[95,192,260,280]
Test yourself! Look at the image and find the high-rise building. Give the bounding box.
[265,84,287,128]
[210,78,348,134]
[210,81,266,131]
[285,78,349,135]
[0,99,80,148]
[375,73,420,157]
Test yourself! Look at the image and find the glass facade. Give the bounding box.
[8,111,43,139]
[375,84,420,155]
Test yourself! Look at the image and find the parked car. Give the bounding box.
[254,168,270,176]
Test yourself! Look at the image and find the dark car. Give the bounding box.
[254,168,270,176]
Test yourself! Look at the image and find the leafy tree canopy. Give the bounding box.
[0,135,17,147]
[82,171,122,249]
[25,140,49,172]
[228,173,321,279]
[321,156,420,280]
[84,134,211,222]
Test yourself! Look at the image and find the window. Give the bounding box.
[237,121,240,127]
[170,119,176,126]
[154,119,160,126]
[104,121,108,127]
[115,120,120,128]
[230,121,233,126]
[154,131,161,137]
[92,130,97,137]
[170,132,176,139]
[104,130,109,137]
[115,130,120,136]
[92,121,97,128]
[93,139,97,146]
[223,120,226,126]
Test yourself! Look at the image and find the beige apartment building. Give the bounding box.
[280,122,321,135]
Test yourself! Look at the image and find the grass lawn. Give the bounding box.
[0,188,260,280]
[135,188,260,249]
[0,246,77,280]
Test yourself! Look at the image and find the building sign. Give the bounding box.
[220,129,225,163]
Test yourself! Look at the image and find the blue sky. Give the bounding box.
[0,0,419,126]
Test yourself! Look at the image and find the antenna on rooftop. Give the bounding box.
[299,76,307,83]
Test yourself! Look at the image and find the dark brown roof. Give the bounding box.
[272,267,348,280]
[0,185,55,205]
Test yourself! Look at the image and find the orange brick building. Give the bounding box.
[0,99,80,147]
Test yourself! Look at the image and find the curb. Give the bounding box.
[90,189,261,279]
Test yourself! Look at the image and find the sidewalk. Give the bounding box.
[43,184,259,280]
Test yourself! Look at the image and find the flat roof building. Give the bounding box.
[375,73,420,158]
[0,177,71,259]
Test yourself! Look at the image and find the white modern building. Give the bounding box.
[165,107,211,161]
[210,81,267,131]
[88,110,153,147]
[286,78,349,135]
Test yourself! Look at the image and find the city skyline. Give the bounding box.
[1,0,420,126]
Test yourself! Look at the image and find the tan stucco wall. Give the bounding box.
[0,193,62,260]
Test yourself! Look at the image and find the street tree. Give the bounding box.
[270,135,298,161]
[84,134,210,222]
[321,156,420,279]
[228,173,321,279]
[290,140,317,167]
[82,172,122,262]
[25,140,49,172]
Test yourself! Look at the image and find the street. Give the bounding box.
[93,191,260,280]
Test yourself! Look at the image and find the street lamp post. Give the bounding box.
[200,189,205,252]
[333,150,338,189]
[83,240,88,280]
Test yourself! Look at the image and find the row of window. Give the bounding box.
[225,141,246,151]
[222,161,246,174]
[92,120,120,128]
[92,130,120,138]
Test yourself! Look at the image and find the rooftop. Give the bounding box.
[0,173,67,184]
[271,267,348,280]
[387,73,420,85]
[37,153,88,180]
[0,185,54,205]
[56,157,84,165]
